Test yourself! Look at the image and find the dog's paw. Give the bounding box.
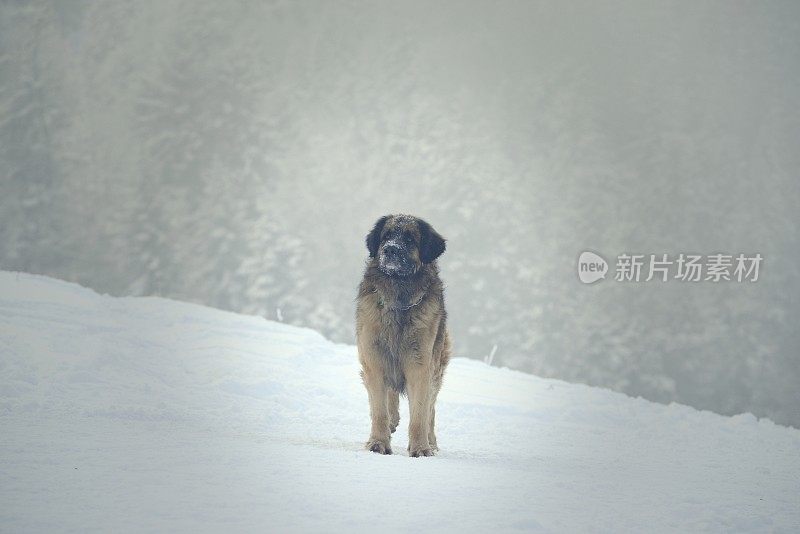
[389,417,400,434]
[408,444,435,458]
[366,438,392,455]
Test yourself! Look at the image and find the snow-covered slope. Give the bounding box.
[1,272,798,533]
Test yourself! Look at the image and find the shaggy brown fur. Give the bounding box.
[356,215,451,457]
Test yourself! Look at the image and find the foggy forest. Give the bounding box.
[2,0,799,427]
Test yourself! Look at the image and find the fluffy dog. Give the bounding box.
[356,214,451,457]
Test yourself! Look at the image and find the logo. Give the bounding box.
[577,251,762,284]
[578,251,608,284]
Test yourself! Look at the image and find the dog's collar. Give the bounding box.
[373,287,425,311]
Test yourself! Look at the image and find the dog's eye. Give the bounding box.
[403,235,414,245]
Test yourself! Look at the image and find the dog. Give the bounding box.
[355,214,451,457]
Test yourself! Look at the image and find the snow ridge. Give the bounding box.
[1,272,798,532]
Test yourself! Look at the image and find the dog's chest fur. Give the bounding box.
[374,306,419,393]
[358,263,442,393]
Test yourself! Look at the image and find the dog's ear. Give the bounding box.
[418,219,446,264]
[366,216,389,258]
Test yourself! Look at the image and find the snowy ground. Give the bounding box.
[1,272,798,533]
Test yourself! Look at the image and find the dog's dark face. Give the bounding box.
[366,215,446,277]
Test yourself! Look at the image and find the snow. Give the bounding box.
[1,271,798,533]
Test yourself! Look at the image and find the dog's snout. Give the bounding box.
[383,243,401,257]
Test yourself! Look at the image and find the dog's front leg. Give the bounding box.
[404,359,434,457]
[361,361,392,455]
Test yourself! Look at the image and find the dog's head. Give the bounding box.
[366,214,446,277]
